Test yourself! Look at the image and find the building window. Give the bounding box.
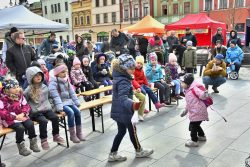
[58,19,61,23]
[65,2,68,11]
[134,5,139,20]
[235,0,244,7]
[80,16,83,25]
[86,16,90,25]
[96,14,100,24]
[66,18,69,24]
[204,0,212,11]
[44,6,47,15]
[112,12,116,23]
[96,0,100,7]
[58,3,61,12]
[103,0,107,6]
[173,4,178,15]
[162,5,167,15]
[219,0,228,9]
[54,4,57,13]
[104,13,108,23]
[112,0,116,5]
[184,2,190,14]
[143,3,149,16]
[75,17,78,26]
[97,32,109,42]
[124,8,129,21]
[51,4,54,13]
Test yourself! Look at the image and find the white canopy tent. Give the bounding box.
[0,5,69,38]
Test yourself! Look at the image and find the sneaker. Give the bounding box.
[136,148,154,158]
[108,152,127,162]
[185,140,199,147]
[144,109,150,114]
[198,136,207,141]
[138,115,144,121]
[180,92,185,97]
[53,134,65,144]
[41,139,50,150]
[212,86,219,93]
[155,102,166,109]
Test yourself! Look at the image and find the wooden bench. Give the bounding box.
[79,95,112,133]
[80,85,112,97]
[0,112,69,150]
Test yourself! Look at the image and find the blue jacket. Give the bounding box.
[145,63,163,84]
[111,67,134,123]
[49,77,80,111]
[226,46,244,64]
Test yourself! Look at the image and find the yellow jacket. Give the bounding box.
[203,60,227,77]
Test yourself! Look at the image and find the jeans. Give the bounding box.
[111,121,141,153]
[185,68,194,74]
[202,76,226,87]
[30,110,59,139]
[154,81,170,103]
[172,79,182,95]
[226,62,241,73]
[9,119,36,143]
[141,85,158,104]
[63,105,82,128]
[189,121,205,142]
[102,79,112,95]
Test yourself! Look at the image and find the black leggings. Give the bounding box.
[189,121,205,142]
[111,121,141,152]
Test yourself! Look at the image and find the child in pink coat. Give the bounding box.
[180,73,208,147]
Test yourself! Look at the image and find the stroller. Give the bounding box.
[226,64,238,80]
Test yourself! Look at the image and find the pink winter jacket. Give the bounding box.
[184,81,209,122]
[0,94,30,127]
[70,66,87,86]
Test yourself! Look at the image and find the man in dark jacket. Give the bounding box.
[227,30,242,48]
[6,31,36,87]
[167,31,179,49]
[180,28,197,47]
[210,40,227,59]
[212,27,224,45]
[138,36,148,61]
[38,32,59,56]
[110,29,129,56]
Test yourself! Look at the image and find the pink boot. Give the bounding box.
[76,125,86,141]
[144,109,150,114]
[154,102,166,109]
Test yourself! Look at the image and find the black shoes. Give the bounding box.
[212,86,219,93]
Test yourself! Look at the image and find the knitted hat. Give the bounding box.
[230,40,237,45]
[37,59,46,65]
[215,54,224,60]
[148,52,157,61]
[73,57,81,66]
[168,53,177,63]
[136,55,144,65]
[181,73,194,86]
[118,54,136,70]
[96,53,107,63]
[10,27,18,34]
[186,41,193,46]
[54,64,68,76]
[1,77,19,90]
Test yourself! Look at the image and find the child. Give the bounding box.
[24,66,65,150]
[134,55,166,110]
[92,53,112,95]
[0,77,40,156]
[180,73,208,147]
[49,64,85,143]
[182,41,197,74]
[109,54,153,162]
[70,57,88,94]
[145,52,171,105]
[165,53,183,99]
[37,59,49,83]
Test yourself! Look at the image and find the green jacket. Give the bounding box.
[182,48,197,68]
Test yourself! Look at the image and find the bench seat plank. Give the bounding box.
[79,95,112,111]
[80,86,112,96]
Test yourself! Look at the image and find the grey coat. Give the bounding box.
[49,77,80,111]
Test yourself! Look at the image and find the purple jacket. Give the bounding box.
[184,81,209,122]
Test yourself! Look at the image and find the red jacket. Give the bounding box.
[0,94,30,127]
[133,68,148,86]
[132,79,140,90]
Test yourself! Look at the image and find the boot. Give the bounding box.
[41,138,50,150]
[17,142,32,156]
[154,102,166,109]
[76,125,86,141]
[69,127,80,143]
[30,137,40,152]
[212,86,219,93]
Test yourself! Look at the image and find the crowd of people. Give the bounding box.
[0,26,245,165]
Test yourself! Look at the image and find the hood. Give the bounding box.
[96,53,107,64]
[229,30,238,39]
[148,38,163,46]
[26,66,44,84]
[186,81,203,92]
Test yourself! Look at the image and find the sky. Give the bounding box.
[0,0,40,9]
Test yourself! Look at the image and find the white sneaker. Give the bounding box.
[138,115,144,121]
[108,152,127,162]
[185,140,199,147]
[136,148,154,158]
[198,136,207,141]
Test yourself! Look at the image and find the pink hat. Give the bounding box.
[73,57,81,66]
[168,53,177,63]
[54,64,67,76]
[148,52,157,61]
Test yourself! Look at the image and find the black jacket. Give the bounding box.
[227,30,242,48]
[76,42,89,58]
[181,33,197,47]
[212,33,224,45]
[110,32,129,53]
[6,43,36,76]
[166,36,179,48]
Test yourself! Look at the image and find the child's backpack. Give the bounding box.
[191,85,213,107]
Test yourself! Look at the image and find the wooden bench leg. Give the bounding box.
[0,135,6,150]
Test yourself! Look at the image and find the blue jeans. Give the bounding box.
[172,79,182,95]
[63,105,82,128]
[202,76,226,87]
[102,79,112,95]
[141,85,158,104]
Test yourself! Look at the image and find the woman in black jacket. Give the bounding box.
[76,36,89,61]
